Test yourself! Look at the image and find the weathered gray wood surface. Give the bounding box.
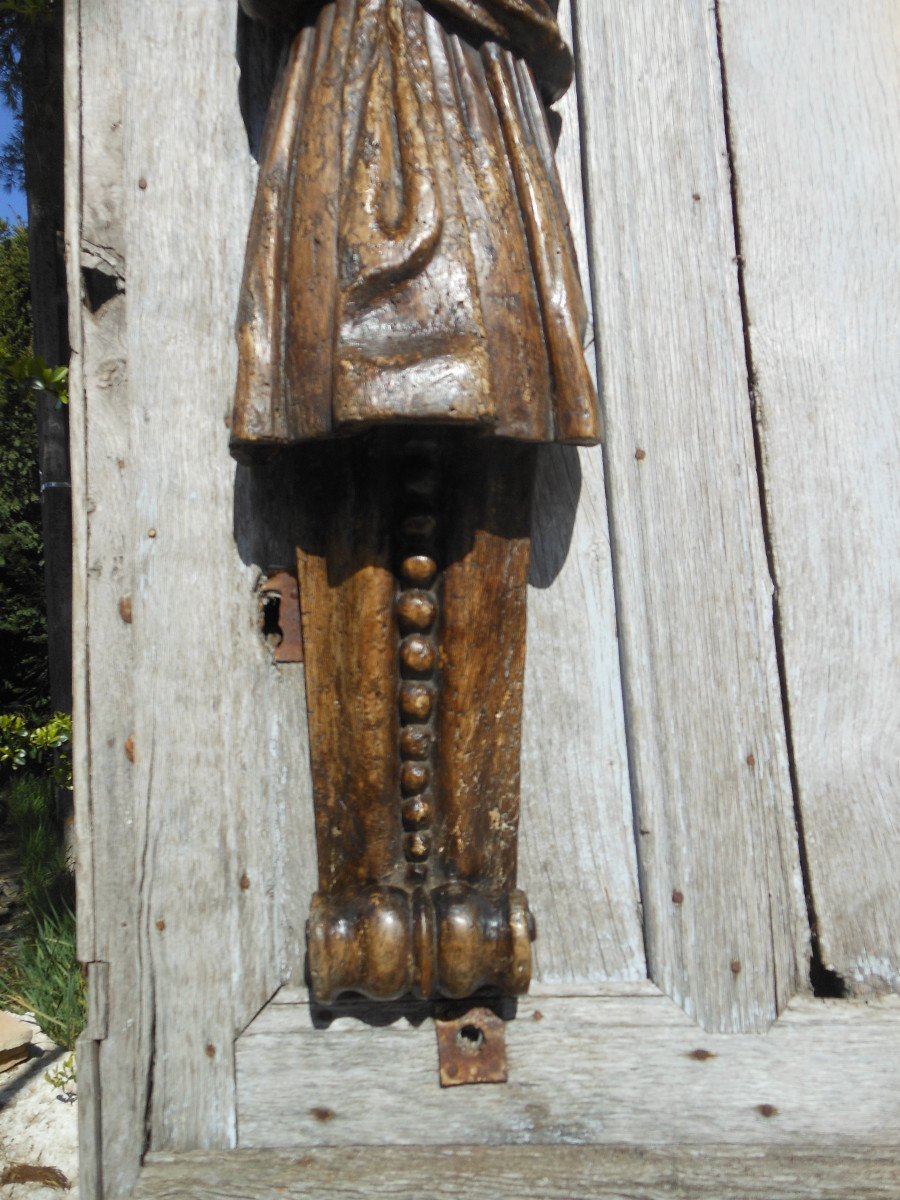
[118,0,314,1152]
[236,990,900,1149]
[520,2,645,984]
[572,0,808,1031]
[719,0,900,996]
[65,0,138,1194]
[69,0,899,1194]
[136,1146,900,1200]
[68,0,313,1191]
[70,2,646,1192]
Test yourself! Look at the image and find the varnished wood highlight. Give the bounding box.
[232,0,598,453]
[296,434,540,1001]
[238,1,600,1003]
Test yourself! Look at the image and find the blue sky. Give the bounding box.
[0,97,27,225]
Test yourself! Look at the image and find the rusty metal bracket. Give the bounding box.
[434,1007,508,1087]
[260,570,303,664]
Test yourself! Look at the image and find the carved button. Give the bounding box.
[403,468,440,500]
[400,727,433,761]
[402,795,433,830]
[400,555,438,587]
[396,592,437,632]
[400,635,436,673]
[400,762,430,795]
[400,682,434,721]
[401,438,440,462]
[400,513,437,539]
[404,832,432,862]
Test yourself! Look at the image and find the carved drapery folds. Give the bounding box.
[233,0,599,1003]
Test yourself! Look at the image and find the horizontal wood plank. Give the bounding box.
[137,1144,900,1200]
[235,992,900,1149]
[719,0,900,995]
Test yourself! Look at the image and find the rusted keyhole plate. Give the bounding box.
[259,570,304,663]
[435,1007,508,1087]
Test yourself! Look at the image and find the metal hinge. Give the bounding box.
[81,961,110,1043]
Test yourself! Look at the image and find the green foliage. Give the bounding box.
[2,895,83,1050]
[0,221,49,713]
[1,772,70,907]
[0,710,71,787]
[0,0,77,1051]
[44,1048,76,1092]
[0,773,82,1049]
[0,2,56,16]
[0,349,67,405]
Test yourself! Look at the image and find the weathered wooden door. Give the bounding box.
[68,1,899,1197]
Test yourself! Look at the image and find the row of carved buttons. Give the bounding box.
[396,442,441,871]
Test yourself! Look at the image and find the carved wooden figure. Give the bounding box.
[232,0,600,1003]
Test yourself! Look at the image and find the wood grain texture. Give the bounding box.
[232,0,599,451]
[235,991,900,1149]
[72,0,900,1191]
[70,3,643,1183]
[75,1033,103,1200]
[136,1145,900,1200]
[69,0,317,1184]
[718,0,900,994]
[296,433,539,1001]
[571,0,808,1030]
[121,0,317,1151]
[519,1,645,986]
[65,0,144,1195]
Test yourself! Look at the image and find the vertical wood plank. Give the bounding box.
[122,0,317,1150]
[70,0,317,1182]
[520,1,646,984]
[572,0,808,1029]
[66,0,143,1193]
[719,0,900,994]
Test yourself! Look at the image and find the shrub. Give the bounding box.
[0,749,82,1050]
[0,710,71,789]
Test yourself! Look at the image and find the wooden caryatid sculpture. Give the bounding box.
[232,0,600,1004]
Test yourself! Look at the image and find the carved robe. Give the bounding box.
[231,0,600,456]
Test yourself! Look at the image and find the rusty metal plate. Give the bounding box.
[434,1007,508,1087]
[260,570,304,663]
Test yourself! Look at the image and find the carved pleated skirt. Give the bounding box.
[231,0,600,456]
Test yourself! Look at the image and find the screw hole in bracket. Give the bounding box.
[456,1024,484,1053]
[261,590,283,649]
[435,1007,508,1087]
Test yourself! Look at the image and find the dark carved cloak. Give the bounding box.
[231,0,600,455]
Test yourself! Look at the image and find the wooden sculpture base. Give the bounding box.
[295,430,538,1002]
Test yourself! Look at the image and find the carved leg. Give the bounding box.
[297,431,537,1002]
